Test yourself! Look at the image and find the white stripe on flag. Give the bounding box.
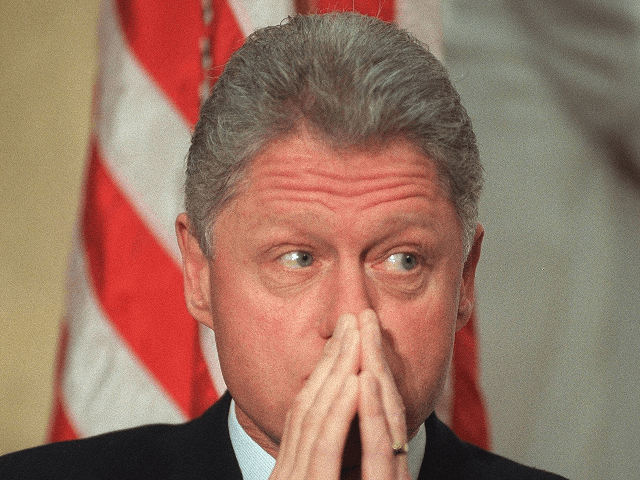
[96,0,191,264]
[199,323,228,395]
[62,226,186,438]
[229,0,294,36]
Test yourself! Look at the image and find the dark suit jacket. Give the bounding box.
[0,393,566,479]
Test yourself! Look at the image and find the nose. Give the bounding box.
[317,259,374,338]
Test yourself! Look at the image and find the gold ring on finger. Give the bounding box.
[392,442,408,456]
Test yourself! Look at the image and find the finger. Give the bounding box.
[283,311,356,454]
[292,325,360,471]
[300,312,358,403]
[272,316,360,478]
[273,375,358,479]
[359,309,408,453]
[273,314,351,477]
[359,372,411,480]
[306,374,359,479]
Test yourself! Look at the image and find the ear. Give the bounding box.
[175,213,214,329]
[456,224,484,331]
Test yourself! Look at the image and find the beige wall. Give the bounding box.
[0,0,99,454]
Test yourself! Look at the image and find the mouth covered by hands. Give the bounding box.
[269,309,411,480]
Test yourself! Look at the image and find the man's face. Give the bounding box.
[179,129,480,451]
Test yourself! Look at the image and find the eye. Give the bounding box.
[279,251,314,269]
[384,253,419,272]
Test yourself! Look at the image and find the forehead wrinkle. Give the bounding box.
[253,167,439,201]
[254,210,339,244]
[260,204,444,238]
[261,210,326,227]
[249,179,451,230]
[257,160,434,179]
[255,184,442,218]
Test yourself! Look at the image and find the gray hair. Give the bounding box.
[186,12,482,257]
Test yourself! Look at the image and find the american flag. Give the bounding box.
[47,0,489,451]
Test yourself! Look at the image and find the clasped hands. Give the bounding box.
[270,309,411,480]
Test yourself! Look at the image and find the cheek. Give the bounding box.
[207,257,293,432]
[380,295,458,428]
[385,307,456,386]
[208,252,335,442]
[208,250,324,388]
[209,257,278,363]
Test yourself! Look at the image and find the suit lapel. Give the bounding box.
[183,392,243,480]
[418,413,472,480]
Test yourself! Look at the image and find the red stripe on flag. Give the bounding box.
[209,0,246,81]
[47,395,78,443]
[82,141,217,417]
[190,337,221,416]
[47,321,80,442]
[115,0,204,125]
[452,311,490,449]
[302,0,394,21]
[115,0,245,126]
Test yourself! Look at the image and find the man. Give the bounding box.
[0,12,565,479]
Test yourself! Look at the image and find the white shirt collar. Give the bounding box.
[228,398,426,480]
[228,399,276,480]
[408,421,427,480]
